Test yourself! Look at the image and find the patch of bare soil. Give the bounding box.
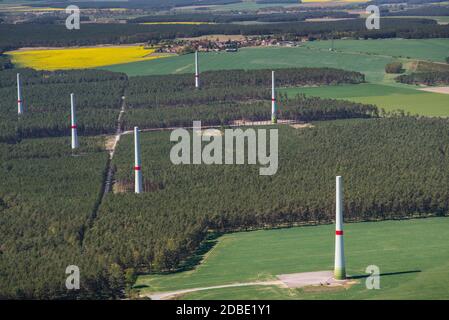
[195,129,223,137]
[142,271,358,300]
[302,279,359,293]
[419,86,449,94]
[232,119,298,126]
[405,60,419,73]
[113,179,163,194]
[276,270,357,290]
[290,123,314,129]
[104,135,116,152]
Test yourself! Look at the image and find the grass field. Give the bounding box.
[7,46,167,70]
[135,217,449,299]
[385,16,449,25]
[281,83,449,117]
[103,45,392,82]
[102,38,449,117]
[103,39,449,82]
[306,39,449,63]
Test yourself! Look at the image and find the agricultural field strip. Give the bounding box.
[138,217,449,300]
[6,46,168,70]
[304,44,445,87]
[305,45,405,61]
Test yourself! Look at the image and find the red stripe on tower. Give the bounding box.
[336,230,343,235]
[134,166,141,171]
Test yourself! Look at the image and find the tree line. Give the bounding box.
[123,95,377,129]
[396,71,449,85]
[122,67,373,129]
[125,67,365,109]
[0,136,120,299]
[0,18,444,51]
[0,66,370,143]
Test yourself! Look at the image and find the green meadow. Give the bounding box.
[102,45,392,82]
[102,38,449,117]
[135,217,449,300]
[306,39,449,62]
[281,83,449,117]
[103,39,449,80]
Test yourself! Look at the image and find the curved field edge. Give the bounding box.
[135,217,449,300]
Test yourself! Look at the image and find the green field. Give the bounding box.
[102,45,392,82]
[173,0,303,12]
[136,217,449,299]
[102,39,449,117]
[306,39,449,63]
[281,83,449,116]
[385,16,449,25]
[103,39,449,81]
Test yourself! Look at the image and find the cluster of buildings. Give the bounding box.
[155,36,305,54]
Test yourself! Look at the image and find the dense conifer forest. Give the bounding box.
[86,117,449,280]
[2,117,449,298]
[123,67,371,128]
[0,137,117,299]
[123,96,377,129]
[1,63,449,299]
[0,67,371,142]
[396,71,449,85]
[0,69,127,142]
[2,0,449,301]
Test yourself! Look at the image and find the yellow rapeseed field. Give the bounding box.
[0,6,64,12]
[7,46,168,70]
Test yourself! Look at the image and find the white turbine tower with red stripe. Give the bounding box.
[195,51,200,89]
[134,126,143,194]
[17,73,23,115]
[70,93,79,149]
[271,70,277,124]
[334,175,346,280]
